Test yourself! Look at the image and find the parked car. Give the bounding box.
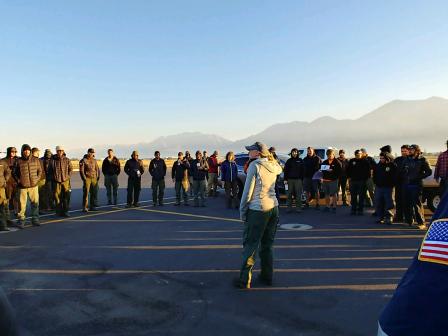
[234,152,289,200]
[423,169,442,212]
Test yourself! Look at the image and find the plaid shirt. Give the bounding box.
[435,150,448,179]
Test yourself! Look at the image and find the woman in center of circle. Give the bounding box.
[235,141,283,289]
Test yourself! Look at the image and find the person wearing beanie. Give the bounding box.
[149,151,167,206]
[124,150,144,207]
[434,139,448,198]
[49,146,72,217]
[102,149,121,205]
[12,144,43,228]
[394,145,410,222]
[373,152,397,225]
[284,148,304,213]
[402,144,432,229]
[40,149,54,212]
[347,149,371,215]
[79,148,100,212]
[380,145,392,154]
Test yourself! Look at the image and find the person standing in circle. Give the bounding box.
[235,142,282,289]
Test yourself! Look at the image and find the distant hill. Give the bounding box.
[71,97,448,158]
[233,96,448,156]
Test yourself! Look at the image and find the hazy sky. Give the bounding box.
[1,0,447,151]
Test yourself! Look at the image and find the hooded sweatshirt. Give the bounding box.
[240,158,283,220]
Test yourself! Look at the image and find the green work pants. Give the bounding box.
[175,181,189,205]
[239,207,279,288]
[83,177,99,210]
[0,188,7,229]
[17,186,39,223]
[54,180,71,215]
[193,180,206,206]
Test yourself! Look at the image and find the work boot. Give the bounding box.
[16,220,25,229]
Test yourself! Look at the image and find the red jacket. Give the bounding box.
[207,155,219,174]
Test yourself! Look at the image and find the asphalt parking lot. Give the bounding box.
[0,184,430,336]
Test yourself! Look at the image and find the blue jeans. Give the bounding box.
[404,184,424,225]
[375,187,394,221]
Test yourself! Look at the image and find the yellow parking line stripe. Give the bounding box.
[0,267,407,275]
[248,284,397,291]
[278,256,412,261]
[163,234,423,241]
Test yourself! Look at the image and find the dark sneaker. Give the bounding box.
[32,221,41,227]
[62,212,70,218]
[16,221,25,229]
[82,208,89,213]
[376,219,385,224]
[232,278,249,289]
[133,203,140,208]
[125,204,132,208]
[159,203,164,207]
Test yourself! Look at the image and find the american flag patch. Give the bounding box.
[419,219,448,266]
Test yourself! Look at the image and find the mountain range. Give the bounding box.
[70,97,448,158]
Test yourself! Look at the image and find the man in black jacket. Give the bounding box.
[284,148,304,213]
[124,151,144,207]
[102,149,121,205]
[191,151,209,207]
[373,152,397,224]
[361,148,376,207]
[402,144,432,228]
[347,150,371,215]
[337,149,349,206]
[149,151,167,206]
[303,147,322,209]
[394,145,410,222]
[172,152,190,206]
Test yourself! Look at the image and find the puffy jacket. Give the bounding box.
[79,156,100,180]
[284,157,304,180]
[303,155,322,178]
[321,158,342,181]
[13,156,43,188]
[172,159,190,182]
[347,158,371,181]
[190,159,209,181]
[374,160,397,188]
[124,158,144,179]
[102,157,121,176]
[49,155,73,183]
[402,155,432,185]
[149,158,167,181]
[207,155,219,174]
[221,160,238,182]
[0,159,11,189]
[240,158,283,220]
